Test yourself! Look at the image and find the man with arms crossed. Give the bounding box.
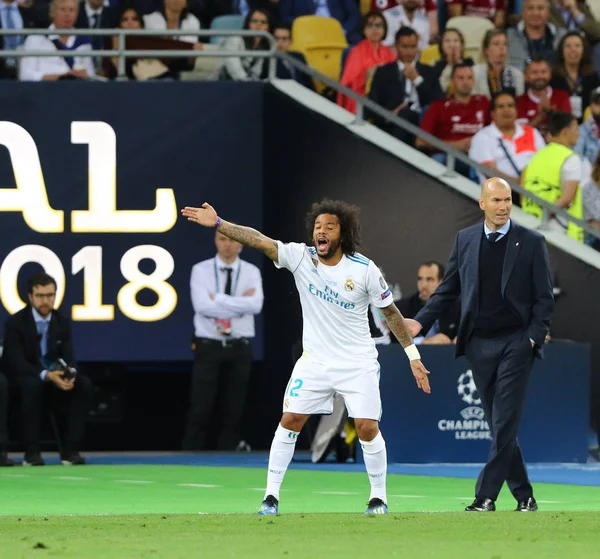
[405,178,553,512]
[182,199,431,515]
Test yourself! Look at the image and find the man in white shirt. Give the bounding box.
[183,230,263,452]
[181,199,431,516]
[383,0,430,51]
[470,91,546,187]
[20,0,95,81]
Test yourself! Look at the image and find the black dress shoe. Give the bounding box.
[465,497,496,512]
[0,452,15,467]
[61,451,86,466]
[23,452,45,466]
[515,497,538,512]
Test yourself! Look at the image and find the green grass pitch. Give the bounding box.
[1,465,598,558]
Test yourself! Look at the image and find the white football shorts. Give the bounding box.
[281,356,382,420]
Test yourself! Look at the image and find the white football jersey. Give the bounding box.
[275,241,394,367]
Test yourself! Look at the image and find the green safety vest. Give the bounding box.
[522,142,584,243]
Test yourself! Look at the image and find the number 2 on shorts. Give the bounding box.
[289,379,303,397]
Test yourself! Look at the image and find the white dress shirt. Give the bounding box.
[20,24,95,81]
[190,254,264,340]
[143,11,201,44]
[397,59,424,112]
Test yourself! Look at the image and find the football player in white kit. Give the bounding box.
[181,199,431,515]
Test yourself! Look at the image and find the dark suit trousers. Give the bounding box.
[16,373,93,451]
[464,329,535,501]
[0,373,8,446]
[183,338,252,451]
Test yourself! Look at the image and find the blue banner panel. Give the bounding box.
[378,342,589,463]
[0,82,264,361]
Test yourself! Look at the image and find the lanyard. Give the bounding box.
[214,259,241,295]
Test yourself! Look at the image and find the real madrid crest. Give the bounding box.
[345,278,355,292]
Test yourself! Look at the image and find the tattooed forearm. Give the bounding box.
[381,304,414,347]
[218,220,279,262]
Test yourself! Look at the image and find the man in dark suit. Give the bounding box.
[2,272,93,466]
[368,26,442,146]
[75,0,116,53]
[279,0,361,45]
[273,23,315,91]
[406,177,554,512]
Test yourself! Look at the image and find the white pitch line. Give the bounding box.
[1,474,29,478]
[178,484,221,488]
[388,494,426,498]
[314,491,359,495]
[249,487,267,491]
[54,476,92,481]
[113,480,154,484]
[537,500,567,504]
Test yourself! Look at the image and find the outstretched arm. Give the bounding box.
[381,303,432,394]
[181,203,279,262]
[381,303,414,348]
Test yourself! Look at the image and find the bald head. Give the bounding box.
[479,177,512,231]
[481,177,511,199]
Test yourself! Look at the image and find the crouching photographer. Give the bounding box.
[2,273,93,466]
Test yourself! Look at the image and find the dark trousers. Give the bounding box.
[464,329,535,501]
[183,337,252,451]
[16,373,93,452]
[0,373,8,447]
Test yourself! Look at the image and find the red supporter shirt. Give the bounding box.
[516,88,572,130]
[371,0,436,11]
[445,0,506,19]
[420,95,491,148]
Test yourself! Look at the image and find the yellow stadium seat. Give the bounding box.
[419,44,440,65]
[291,16,349,93]
[360,0,371,15]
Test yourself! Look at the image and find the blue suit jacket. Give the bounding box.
[414,221,554,358]
[280,0,361,44]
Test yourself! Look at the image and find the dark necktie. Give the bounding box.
[222,267,233,295]
[90,13,98,28]
[487,232,501,243]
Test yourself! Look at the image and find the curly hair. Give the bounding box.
[305,199,362,256]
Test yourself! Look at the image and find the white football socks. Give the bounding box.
[360,431,387,503]
[264,424,299,501]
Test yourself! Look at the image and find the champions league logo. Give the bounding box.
[457,369,481,406]
[438,370,491,440]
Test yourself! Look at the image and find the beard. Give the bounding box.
[528,78,549,91]
[404,0,420,10]
[316,237,341,260]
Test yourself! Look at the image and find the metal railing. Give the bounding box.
[0,27,597,241]
[276,51,600,242]
[0,28,277,80]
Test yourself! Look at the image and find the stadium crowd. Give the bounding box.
[2,0,599,246]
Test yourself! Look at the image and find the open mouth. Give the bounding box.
[316,238,329,251]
